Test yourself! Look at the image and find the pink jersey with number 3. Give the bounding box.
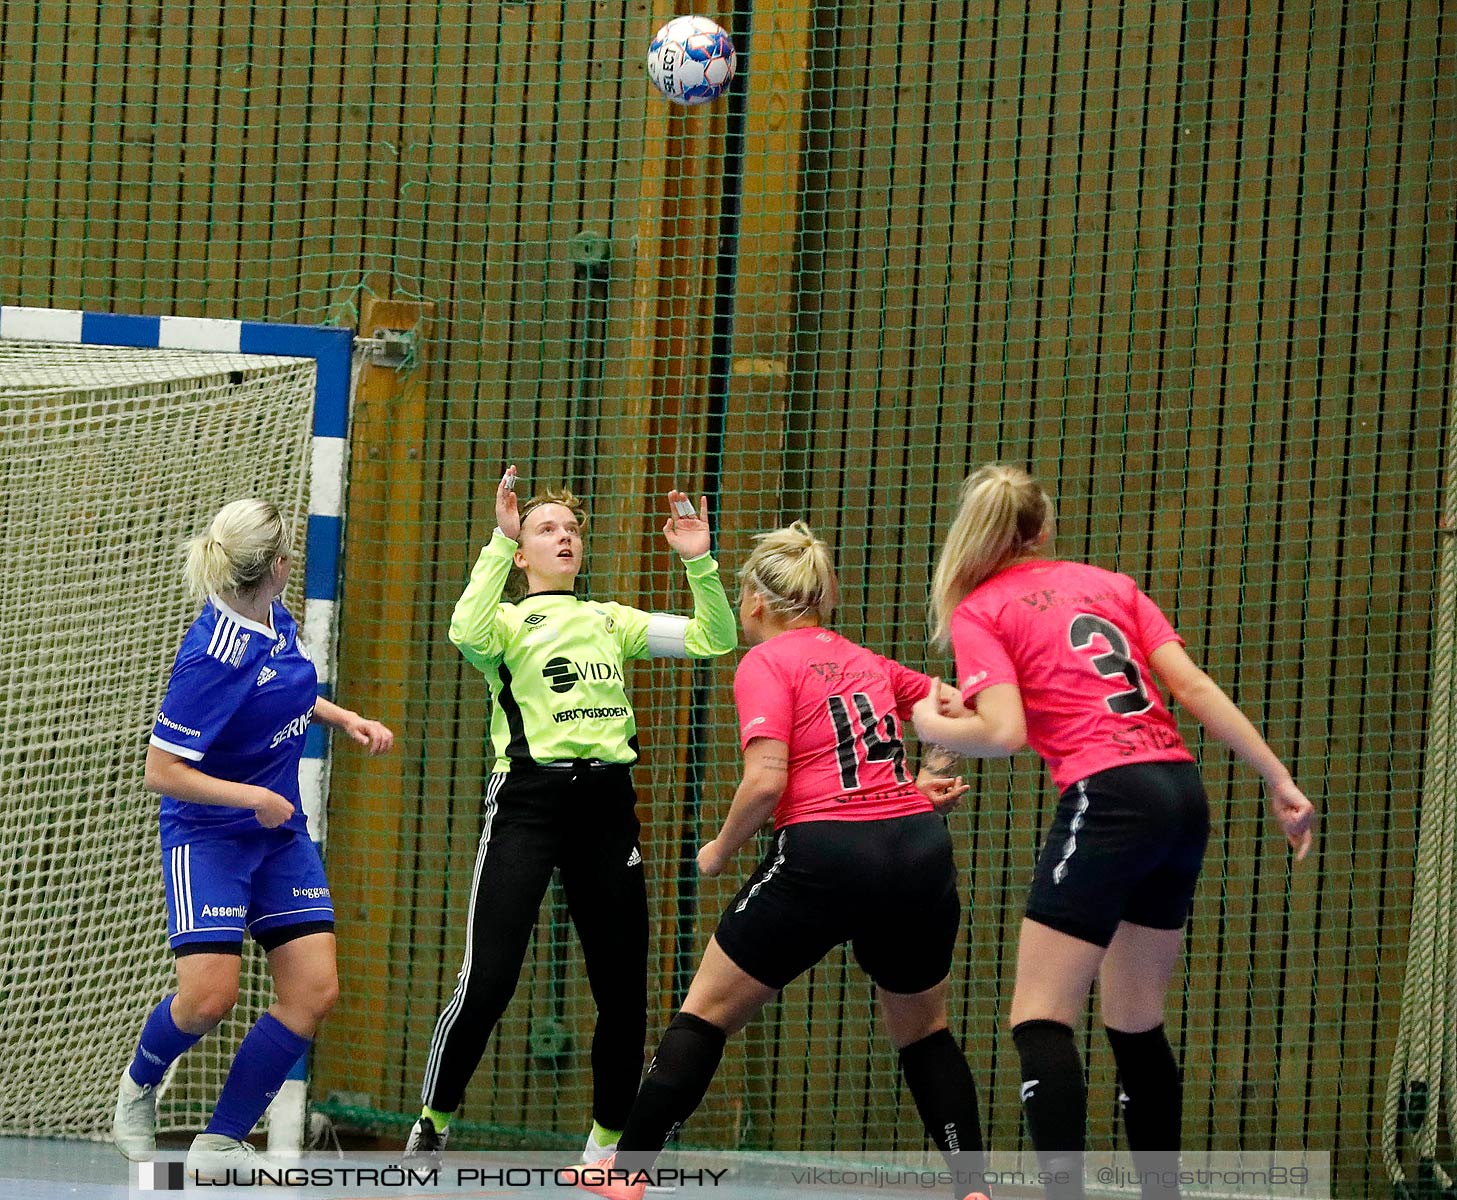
[734,627,934,828]
[951,559,1195,792]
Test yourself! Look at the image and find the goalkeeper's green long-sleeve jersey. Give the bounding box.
[449,530,738,773]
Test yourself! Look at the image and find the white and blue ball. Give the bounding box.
[647,16,736,106]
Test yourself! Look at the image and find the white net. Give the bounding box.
[0,340,316,1138]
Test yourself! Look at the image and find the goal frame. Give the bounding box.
[0,305,354,1152]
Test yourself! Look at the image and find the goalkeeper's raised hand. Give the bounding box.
[662,490,710,560]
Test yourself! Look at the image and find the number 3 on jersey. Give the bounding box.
[826,693,911,790]
[1068,614,1153,715]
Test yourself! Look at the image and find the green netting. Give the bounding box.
[3,1,1454,1196]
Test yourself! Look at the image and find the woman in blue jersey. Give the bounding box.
[403,466,737,1166]
[112,498,394,1180]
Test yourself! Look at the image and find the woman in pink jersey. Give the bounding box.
[912,465,1316,1200]
[575,523,991,1200]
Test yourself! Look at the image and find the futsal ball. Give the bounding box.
[647,16,736,106]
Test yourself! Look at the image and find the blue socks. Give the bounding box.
[204,1013,311,1141]
[128,997,204,1088]
[128,998,312,1142]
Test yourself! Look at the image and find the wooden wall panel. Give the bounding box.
[18,3,66,296]
[52,0,99,299]
[0,2,38,273]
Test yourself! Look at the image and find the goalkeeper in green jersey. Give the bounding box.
[404,465,737,1165]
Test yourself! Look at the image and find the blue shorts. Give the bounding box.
[163,826,334,953]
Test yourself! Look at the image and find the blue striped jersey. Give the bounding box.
[149,596,317,848]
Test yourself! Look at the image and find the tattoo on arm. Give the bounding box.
[758,754,789,771]
[920,744,962,777]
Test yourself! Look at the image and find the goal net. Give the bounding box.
[0,339,315,1138]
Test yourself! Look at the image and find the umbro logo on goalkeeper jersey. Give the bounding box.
[256,667,277,687]
[524,613,547,627]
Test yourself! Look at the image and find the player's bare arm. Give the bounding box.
[698,738,788,877]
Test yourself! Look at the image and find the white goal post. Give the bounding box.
[0,306,354,1152]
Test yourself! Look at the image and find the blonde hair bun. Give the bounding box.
[739,521,839,622]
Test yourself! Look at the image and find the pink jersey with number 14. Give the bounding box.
[734,627,934,828]
[951,559,1195,792]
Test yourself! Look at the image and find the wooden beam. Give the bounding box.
[312,295,434,1109]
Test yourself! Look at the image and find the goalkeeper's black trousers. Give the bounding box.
[419,761,649,1129]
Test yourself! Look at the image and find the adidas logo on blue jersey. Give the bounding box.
[256,666,277,687]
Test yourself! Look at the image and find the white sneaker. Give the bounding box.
[111,1070,157,1161]
[186,1133,264,1183]
[581,1132,617,1165]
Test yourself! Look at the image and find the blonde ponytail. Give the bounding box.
[184,498,292,600]
[929,465,1054,645]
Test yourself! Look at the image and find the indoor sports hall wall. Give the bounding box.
[3,0,1453,1194]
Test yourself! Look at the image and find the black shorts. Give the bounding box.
[713,811,961,994]
[1026,760,1210,947]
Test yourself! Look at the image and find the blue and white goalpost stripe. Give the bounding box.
[0,305,353,1153]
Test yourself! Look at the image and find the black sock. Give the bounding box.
[1106,1025,1181,1199]
[616,1011,728,1172]
[1011,1020,1086,1200]
[898,1029,989,1198]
